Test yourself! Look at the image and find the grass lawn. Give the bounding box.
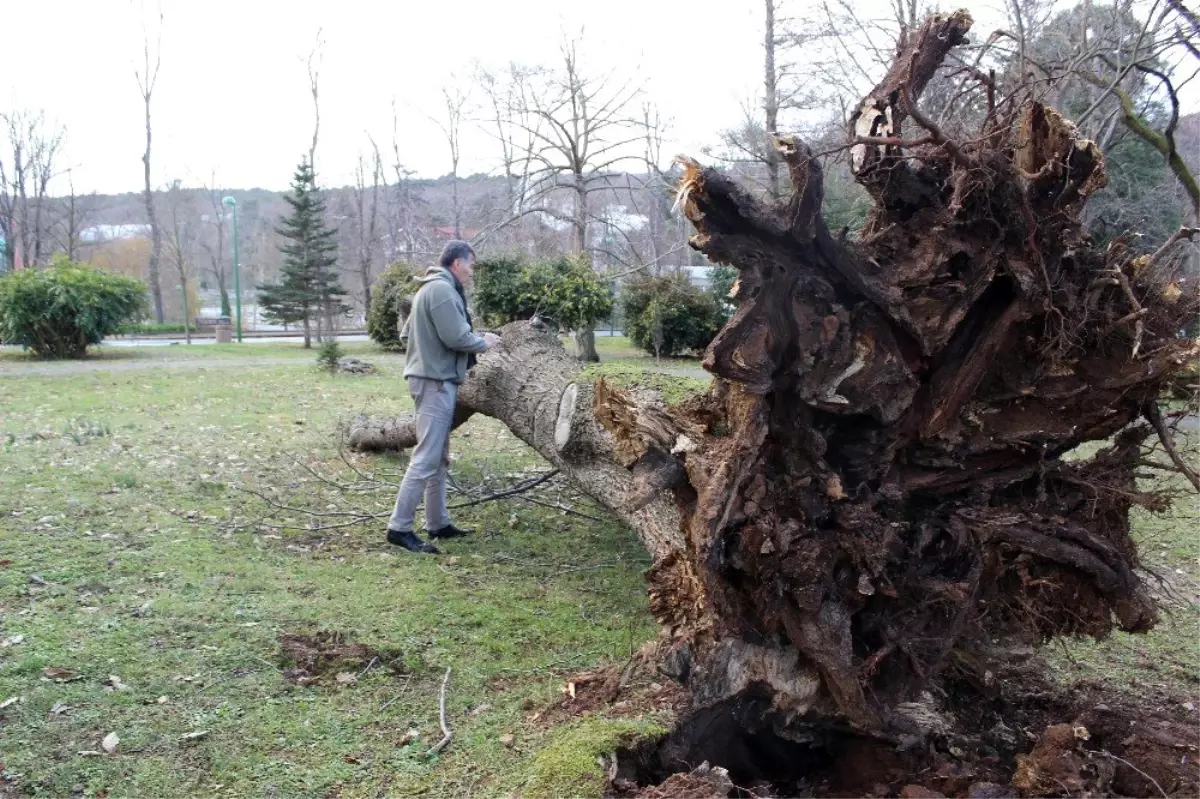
[0,340,383,368]
[0,344,663,798]
[0,339,1195,797]
[1044,484,1200,691]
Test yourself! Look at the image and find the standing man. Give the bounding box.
[386,240,499,554]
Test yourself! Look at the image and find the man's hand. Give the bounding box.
[482,332,501,349]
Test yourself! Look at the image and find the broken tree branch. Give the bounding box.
[445,469,561,509]
[1145,403,1200,493]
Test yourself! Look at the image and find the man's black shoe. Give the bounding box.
[387,528,440,554]
[428,523,472,540]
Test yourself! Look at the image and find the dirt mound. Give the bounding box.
[607,670,1199,798]
[336,357,377,375]
[277,630,405,686]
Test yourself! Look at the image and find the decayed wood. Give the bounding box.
[346,10,1199,740]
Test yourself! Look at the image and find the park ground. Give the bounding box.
[0,338,1196,797]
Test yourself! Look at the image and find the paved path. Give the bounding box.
[656,363,711,380]
[102,334,371,347]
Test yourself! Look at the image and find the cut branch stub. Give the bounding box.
[849,9,973,177]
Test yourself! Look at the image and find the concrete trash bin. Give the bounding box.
[215,323,232,343]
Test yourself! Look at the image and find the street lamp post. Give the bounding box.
[221,196,242,342]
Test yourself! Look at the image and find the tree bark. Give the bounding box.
[142,93,164,323]
[347,11,1199,743]
[763,0,782,201]
[180,272,191,344]
[575,327,600,362]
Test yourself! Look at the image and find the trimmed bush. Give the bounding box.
[621,274,723,357]
[0,261,147,358]
[475,254,613,331]
[366,261,420,351]
[473,255,534,327]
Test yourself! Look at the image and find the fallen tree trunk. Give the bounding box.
[347,9,1198,744]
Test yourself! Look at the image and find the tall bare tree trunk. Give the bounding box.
[180,274,191,344]
[65,175,78,262]
[763,0,782,201]
[572,176,601,362]
[137,15,165,322]
[143,104,164,322]
[31,193,44,266]
[308,30,322,179]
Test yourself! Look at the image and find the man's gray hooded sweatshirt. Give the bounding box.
[401,267,488,384]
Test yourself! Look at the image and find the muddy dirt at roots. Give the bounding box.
[604,665,1199,798]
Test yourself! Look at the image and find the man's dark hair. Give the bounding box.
[439,240,475,268]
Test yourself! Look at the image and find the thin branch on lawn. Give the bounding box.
[514,494,608,523]
[446,469,561,509]
[427,667,453,757]
[493,553,625,573]
[287,454,354,492]
[256,516,383,533]
[1145,403,1200,492]
[337,437,399,488]
[234,485,379,518]
[380,674,414,711]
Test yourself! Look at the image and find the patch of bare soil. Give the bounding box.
[527,650,691,729]
[277,630,405,686]
[606,666,1199,798]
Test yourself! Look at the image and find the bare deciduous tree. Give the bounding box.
[165,180,195,343]
[385,100,423,262]
[433,84,470,239]
[497,34,648,360]
[0,109,65,270]
[136,6,166,322]
[350,143,384,311]
[712,1,819,201]
[307,29,324,179]
[476,62,545,250]
[56,169,100,263]
[199,175,232,317]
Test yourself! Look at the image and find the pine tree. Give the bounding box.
[259,158,348,348]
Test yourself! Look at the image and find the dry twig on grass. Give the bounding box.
[427,667,453,757]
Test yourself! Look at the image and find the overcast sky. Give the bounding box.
[4,0,759,194]
[6,0,1194,196]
